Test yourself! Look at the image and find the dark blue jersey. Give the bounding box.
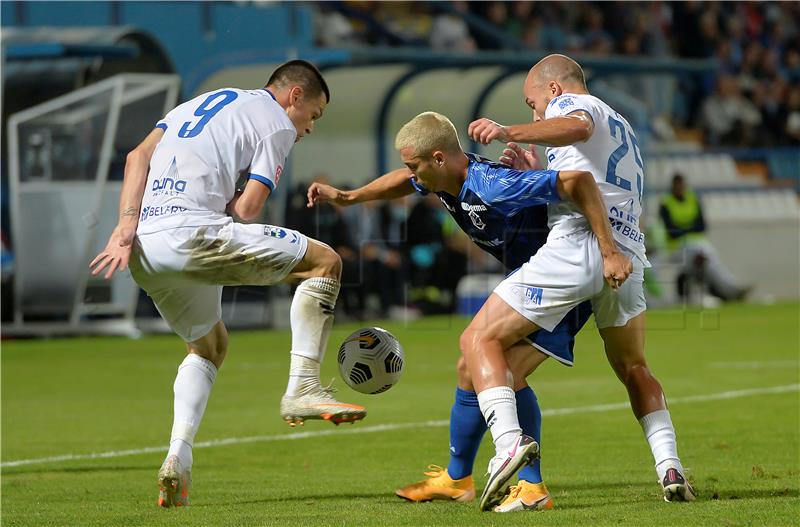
[410,152,592,366]
[411,153,560,271]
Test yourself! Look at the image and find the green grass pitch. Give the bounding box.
[2,302,799,526]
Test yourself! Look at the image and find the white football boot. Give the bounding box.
[280,382,366,427]
[478,434,539,511]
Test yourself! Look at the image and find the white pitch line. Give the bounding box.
[3,383,798,469]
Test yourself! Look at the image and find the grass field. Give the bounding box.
[2,302,799,526]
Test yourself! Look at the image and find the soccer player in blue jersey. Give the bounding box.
[307,111,622,511]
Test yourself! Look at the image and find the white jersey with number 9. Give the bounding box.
[137,88,296,236]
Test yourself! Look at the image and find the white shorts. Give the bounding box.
[494,230,646,332]
[130,220,308,342]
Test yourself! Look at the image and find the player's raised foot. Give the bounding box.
[493,480,554,512]
[661,467,696,502]
[280,383,366,427]
[479,434,539,511]
[157,455,191,508]
[395,465,475,503]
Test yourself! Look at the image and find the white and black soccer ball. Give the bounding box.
[337,327,404,394]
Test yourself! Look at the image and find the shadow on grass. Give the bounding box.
[704,488,800,501]
[194,491,391,507]
[2,464,152,476]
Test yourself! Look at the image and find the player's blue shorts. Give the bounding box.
[524,301,592,366]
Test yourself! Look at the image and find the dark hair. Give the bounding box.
[266,59,330,103]
[672,173,685,185]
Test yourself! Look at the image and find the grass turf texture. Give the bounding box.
[2,302,798,526]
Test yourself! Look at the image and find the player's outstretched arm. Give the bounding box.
[469,112,593,147]
[306,168,414,208]
[556,170,632,289]
[90,127,163,279]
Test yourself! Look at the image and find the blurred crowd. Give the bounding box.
[314,1,800,147]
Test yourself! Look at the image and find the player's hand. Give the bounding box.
[90,225,135,279]
[307,182,345,208]
[468,118,509,145]
[499,143,543,170]
[603,251,633,290]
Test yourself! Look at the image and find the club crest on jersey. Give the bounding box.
[264,226,287,239]
[468,210,486,230]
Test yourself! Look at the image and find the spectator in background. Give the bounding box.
[659,174,748,302]
[701,74,762,146]
[285,177,363,318]
[405,193,466,314]
[784,86,800,143]
[342,199,405,318]
[429,0,476,51]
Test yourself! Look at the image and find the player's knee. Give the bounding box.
[459,328,476,356]
[456,355,472,386]
[314,245,342,280]
[616,360,651,385]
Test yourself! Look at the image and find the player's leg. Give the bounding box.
[594,258,695,502]
[465,233,601,510]
[131,230,227,508]
[280,238,366,425]
[395,344,547,503]
[158,318,227,508]
[460,294,545,510]
[494,303,591,513]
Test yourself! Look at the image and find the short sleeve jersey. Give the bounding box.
[411,153,560,270]
[544,93,649,265]
[137,88,296,234]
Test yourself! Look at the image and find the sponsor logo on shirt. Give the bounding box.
[461,202,487,212]
[151,176,187,196]
[140,205,188,222]
[558,97,575,110]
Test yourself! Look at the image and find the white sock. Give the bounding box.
[167,354,217,469]
[477,386,521,456]
[639,409,683,480]
[284,277,339,397]
[285,355,321,396]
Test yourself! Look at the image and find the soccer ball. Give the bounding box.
[337,327,404,394]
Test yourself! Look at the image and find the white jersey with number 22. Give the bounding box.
[544,93,649,266]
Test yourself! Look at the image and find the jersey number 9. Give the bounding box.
[178,90,239,139]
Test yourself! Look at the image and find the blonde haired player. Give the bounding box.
[90,60,366,508]
[468,54,695,510]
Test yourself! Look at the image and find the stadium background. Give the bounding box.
[1,2,798,526]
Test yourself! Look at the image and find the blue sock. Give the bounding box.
[446,387,487,480]
[516,386,543,483]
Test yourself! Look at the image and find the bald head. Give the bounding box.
[528,54,587,91]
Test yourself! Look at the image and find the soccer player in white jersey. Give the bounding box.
[89,60,366,508]
[467,54,695,510]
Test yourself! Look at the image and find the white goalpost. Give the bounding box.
[5,73,179,336]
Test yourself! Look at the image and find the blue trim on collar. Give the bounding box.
[262,89,277,101]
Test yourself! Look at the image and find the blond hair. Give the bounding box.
[394,111,462,157]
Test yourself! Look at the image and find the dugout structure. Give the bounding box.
[6,73,179,336]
